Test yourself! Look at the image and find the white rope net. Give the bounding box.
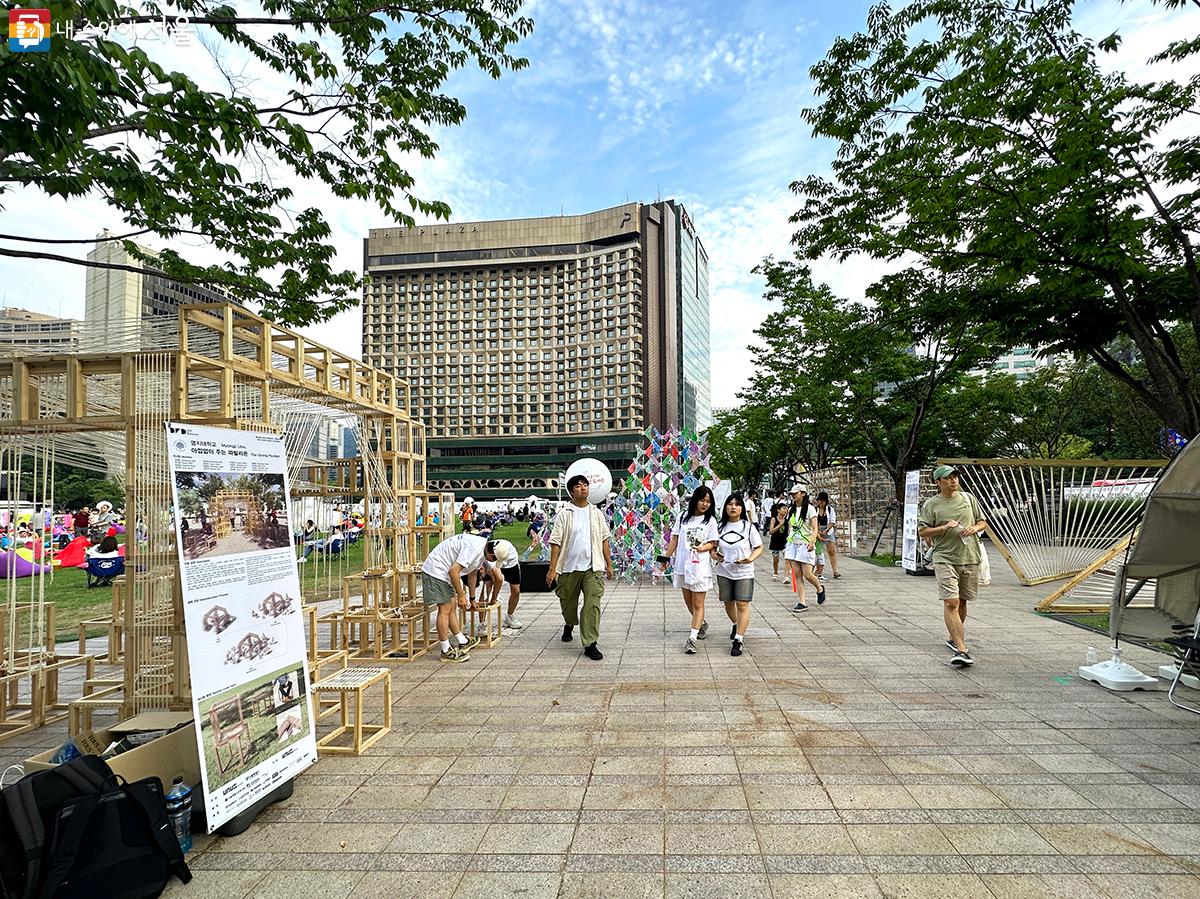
[945,459,1167,586]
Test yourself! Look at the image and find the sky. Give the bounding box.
[1,0,1187,410]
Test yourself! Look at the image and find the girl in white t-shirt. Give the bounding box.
[712,494,764,656]
[661,485,719,655]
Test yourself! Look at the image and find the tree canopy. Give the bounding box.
[0,0,532,324]
[792,0,1200,437]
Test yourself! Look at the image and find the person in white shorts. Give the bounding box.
[662,485,720,654]
[784,484,825,612]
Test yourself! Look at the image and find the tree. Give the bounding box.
[1,1,531,324]
[793,0,1200,437]
[56,473,125,510]
[745,257,1006,503]
[706,402,786,492]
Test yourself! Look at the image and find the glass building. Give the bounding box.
[676,206,711,432]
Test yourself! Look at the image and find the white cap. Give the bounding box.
[789,483,810,495]
[464,496,475,504]
[491,539,516,567]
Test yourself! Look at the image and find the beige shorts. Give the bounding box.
[934,563,979,603]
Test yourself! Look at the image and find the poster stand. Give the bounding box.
[167,422,318,833]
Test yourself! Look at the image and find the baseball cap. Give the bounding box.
[491,539,516,567]
[789,483,810,495]
[931,464,959,480]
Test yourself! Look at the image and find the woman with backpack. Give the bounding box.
[713,493,764,656]
[785,484,825,612]
[662,485,720,655]
[767,503,788,580]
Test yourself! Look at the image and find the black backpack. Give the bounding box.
[0,756,192,899]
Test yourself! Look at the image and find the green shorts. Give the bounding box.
[421,572,456,605]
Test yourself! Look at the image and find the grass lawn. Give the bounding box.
[24,562,113,646]
[40,520,541,643]
[860,553,903,568]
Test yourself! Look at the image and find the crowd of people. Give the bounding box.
[422,466,988,669]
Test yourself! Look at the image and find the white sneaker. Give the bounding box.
[503,615,524,629]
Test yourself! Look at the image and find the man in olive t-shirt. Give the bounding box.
[918,464,987,668]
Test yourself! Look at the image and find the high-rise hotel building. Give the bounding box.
[362,201,711,499]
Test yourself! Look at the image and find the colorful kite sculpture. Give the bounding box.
[604,427,720,583]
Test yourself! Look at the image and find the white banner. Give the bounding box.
[902,469,922,572]
[165,422,316,832]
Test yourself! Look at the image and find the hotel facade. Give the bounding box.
[362,201,710,499]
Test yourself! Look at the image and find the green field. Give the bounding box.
[43,520,540,643]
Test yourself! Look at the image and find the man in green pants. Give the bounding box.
[546,473,614,660]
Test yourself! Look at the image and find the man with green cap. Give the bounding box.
[918,464,988,668]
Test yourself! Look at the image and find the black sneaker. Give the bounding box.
[730,641,743,657]
[730,624,737,641]
[792,602,808,613]
[816,587,826,605]
[698,620,708,640]
[950,650,975,668]
[562,625,574,642]
[583,643,603,660]
[946,639,958,652]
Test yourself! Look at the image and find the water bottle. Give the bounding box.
[164,776,193,854]
[1086,646,1098,665]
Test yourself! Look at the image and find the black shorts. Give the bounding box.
[501,563,521,585]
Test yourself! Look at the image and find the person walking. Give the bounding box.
[813,491,842,581]
[421,533,504,662]
[918,464,987,668]
[744,492,759,531]
[713,494,764,656]
[546,474,614,660]
[662,485,720,654]
[785,484,824,612]
[767,502,788,580]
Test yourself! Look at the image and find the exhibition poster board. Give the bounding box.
[165,422,317,832]
[901,469,922,573]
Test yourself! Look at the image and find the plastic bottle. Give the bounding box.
[164,776,193,853]
[1086,646,1098,665]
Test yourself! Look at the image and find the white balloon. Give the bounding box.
[563,457,613,505]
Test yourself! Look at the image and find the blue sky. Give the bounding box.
[4,0,1185,410]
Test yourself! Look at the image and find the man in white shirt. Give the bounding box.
[422,534,511,662]
[546,474,614,660]
[476,538,526,629]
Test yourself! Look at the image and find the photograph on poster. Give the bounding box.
[198,662,310,791]
[175,470,291,560]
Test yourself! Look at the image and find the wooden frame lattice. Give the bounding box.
[0,303,428,740]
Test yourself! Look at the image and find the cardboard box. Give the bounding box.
[26,710,200,790]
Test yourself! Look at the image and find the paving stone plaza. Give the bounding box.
[6,556,1199,899]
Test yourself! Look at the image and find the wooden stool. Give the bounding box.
[308,650,349,721]
[467,600,502,648]
[313,666,392,755]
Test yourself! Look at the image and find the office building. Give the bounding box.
[362,201,711,499]
[974,346,1070,382]
[0,308,81,355]
[84,231,238,348]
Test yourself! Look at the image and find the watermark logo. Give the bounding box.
[8,8,51,53]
